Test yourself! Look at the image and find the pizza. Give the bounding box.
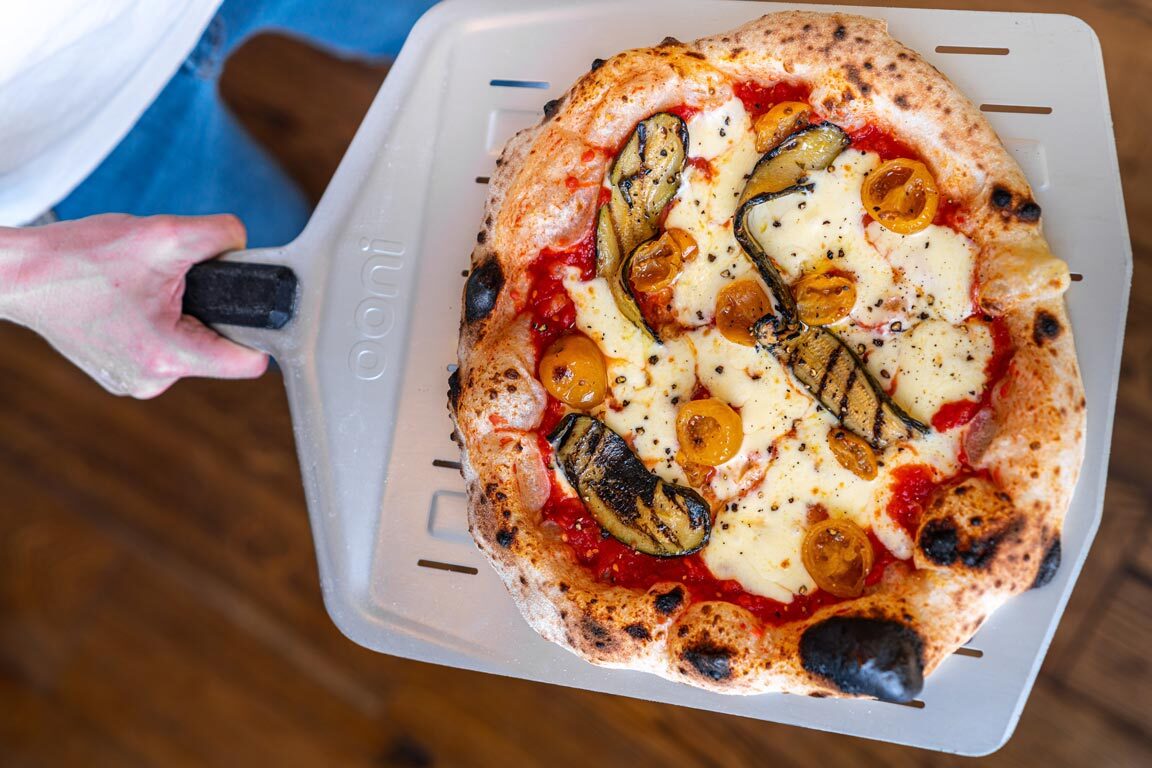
[448,11,1085,702]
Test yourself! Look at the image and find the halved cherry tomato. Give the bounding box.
[715,279,773,346]
[676,398,743,466]
[794,272,857,326]
[676,451,713,487]
[801,517,874,598]
[827,427,878,480]
[629,228,696,292]
[861,158,939,235]
[753,101,811,153]
[539,334,607,409]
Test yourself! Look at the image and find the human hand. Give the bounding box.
[0,213,269,398]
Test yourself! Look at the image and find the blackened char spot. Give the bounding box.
[659,36,681,46]
[1033,310,1063,345]
[684,643,732,681]
[919,519,959,565]
[991,187,1013,208]
[583,618,611,650]
[894,94,910,109]
[1017,201,1042,222]
[1031,537,1062,589]
[624,623,651,640]
[447,369,461,412]
[919,518,1005,569]
[960,534,1002,569]
[543,98,561,119]
[800,617,924,702]
[654,587,684,614]
[591,58,606,71]
[834,25,847,40]
[495,528,515,548]
[464,257,503,323]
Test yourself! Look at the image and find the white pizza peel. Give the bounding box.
[190,0,1130,755]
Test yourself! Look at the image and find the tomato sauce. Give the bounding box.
[685,155,715,180]
[526,234,596,356]
[886,464,939,538]
[931,317,1014,433]
[733,81,812,117]
[667,104,701,123]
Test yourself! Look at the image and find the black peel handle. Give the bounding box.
[182,261,297,330]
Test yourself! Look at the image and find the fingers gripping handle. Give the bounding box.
[183,261,298,329]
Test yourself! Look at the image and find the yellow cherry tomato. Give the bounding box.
[715,280,773,346]
[827,427,878,481]
[676,398,743,466]
[794,272,857,326]
[801,517,874,598]
[861,158,939,235]
[629,228,696,292]
[753,101,811,153]
[539,334,607,409]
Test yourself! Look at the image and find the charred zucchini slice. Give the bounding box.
[734,123,851,326]
[753,319,928,449]
[549,414,710,557]
[596,113,689,341]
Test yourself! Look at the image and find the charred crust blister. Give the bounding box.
[624,623,652,640]
[464,257,504,323]
[1031,537,1062,589]
[1033,310,1063,345]
[919,519,960,566]
[447,369,462,412]
[1016,201,1042,222]
[582,618,613,650]
[495,527,516,548]
[543,98,562,119]
[590,57,606,71]
[991,186,1013,208]
[654,587,684,614]
[919,518,1007,569]
[683,643,733,681]
[800,617,924,702]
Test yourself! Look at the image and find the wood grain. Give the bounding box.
[2,1,1151,764]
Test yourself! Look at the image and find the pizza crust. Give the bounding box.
[450,11,1085,699]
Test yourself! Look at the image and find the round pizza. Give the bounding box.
[448,11,1085,702]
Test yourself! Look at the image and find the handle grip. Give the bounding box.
[183,261,297,330]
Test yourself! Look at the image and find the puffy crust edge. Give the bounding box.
[450,11,1085,698]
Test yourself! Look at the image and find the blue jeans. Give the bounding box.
[56,0,439,248]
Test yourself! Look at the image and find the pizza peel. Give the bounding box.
[182,0,1131,755]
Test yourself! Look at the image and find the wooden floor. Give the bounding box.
[2,0,1150,764]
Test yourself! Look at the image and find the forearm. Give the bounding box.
[0,226,39,324]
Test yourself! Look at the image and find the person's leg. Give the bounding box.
[54,5,310,248]
[56,0,439,248]
[214,0,440,61]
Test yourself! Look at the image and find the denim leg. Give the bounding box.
[213,0,441,60]
[56,0,439,248]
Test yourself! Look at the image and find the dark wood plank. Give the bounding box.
[1063,576,1152,731]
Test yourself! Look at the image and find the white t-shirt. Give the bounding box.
[0,0,223,225]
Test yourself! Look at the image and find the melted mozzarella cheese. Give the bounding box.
[685,97,747,160]
[665,99,761,328]
[689,327,812,500]
[564,271,695,483]
[867,222,978,325]
[892,319,994,424]
[704,415,899,601]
